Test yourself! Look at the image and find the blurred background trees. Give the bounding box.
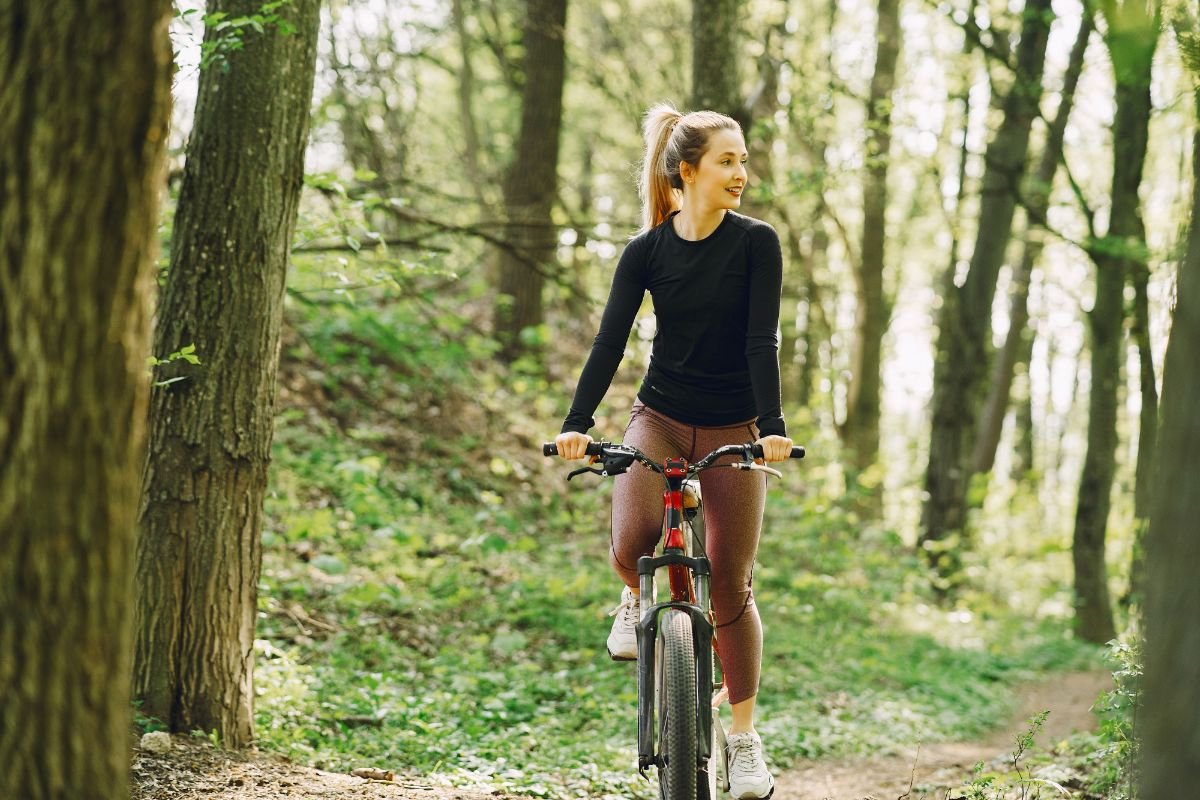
[3,0,1198,793]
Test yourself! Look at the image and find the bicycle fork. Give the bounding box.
[634,459,717,777]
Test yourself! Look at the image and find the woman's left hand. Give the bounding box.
[755,434,794,463]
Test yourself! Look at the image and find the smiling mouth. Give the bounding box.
[726,187,743,196]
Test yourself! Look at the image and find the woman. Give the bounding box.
[555,103,791,800]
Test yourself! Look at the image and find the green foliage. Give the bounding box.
[175,1,299,73]
[132,702,167,735]
[1081,636,1142,799]
[250,266,1104,796]
[955,712,1078,800]
[147,343,201,387]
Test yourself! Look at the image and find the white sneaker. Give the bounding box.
[726,731,774,799]
[606,586,639,660]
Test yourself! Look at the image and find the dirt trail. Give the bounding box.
[131,670,1112,800]
[774,670,1113,800]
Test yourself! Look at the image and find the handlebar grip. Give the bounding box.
[542,442,608,457]
[749,444,807,459]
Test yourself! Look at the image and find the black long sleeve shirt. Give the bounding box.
[561,211,786,438]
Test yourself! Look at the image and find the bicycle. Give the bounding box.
[542,439,804,799]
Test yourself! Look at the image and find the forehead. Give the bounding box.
[703,129,747,157]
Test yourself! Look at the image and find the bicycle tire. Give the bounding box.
[657,609,698,800]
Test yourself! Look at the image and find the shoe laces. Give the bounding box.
[608,591,639,624]
[728,735,764,774]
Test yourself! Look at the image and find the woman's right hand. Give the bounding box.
[555,431,593,460]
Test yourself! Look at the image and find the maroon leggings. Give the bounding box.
[610,401,766,705]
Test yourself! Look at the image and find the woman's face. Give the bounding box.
[681,129,748,211]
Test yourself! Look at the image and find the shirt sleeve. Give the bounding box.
[744,223,787,438]
[560,236,648,434]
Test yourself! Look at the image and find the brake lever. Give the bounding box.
[731,461,783,479]
[566,466,605,481]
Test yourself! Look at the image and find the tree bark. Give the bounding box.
[972,13,1092,476]
[920,0,1053,580]
[739,41,781,222]
[453,0,490,210]
[133,0,320,747]
[1008,323,1036,480]
[840,0,900,473]
[1124,250,1157,606]
[494,0,568,361]
[692,0,744,123]
[0,2,172,797]
[1071,7,1157,644]
[1141,125,1200,800]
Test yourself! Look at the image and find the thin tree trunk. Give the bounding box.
[494,0,568,360]
[799,233,831,409]
[841,0,900,473]
[777,201,831,412]
[784,0,837,411]
[1141,124,1200,800]
[0,2,172,797]
[1009,323,1037,480]
[453,0,489,210]
[134,0,320,747]
[692,0,744,123]
[920,0,1054,580]
[1124,252,1157,606]
[972,13,1092,476]
[566,142,595,318]
[1072,10,1157,643]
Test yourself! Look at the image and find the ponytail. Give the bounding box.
[640,103,683,231]
[637,103,743,232]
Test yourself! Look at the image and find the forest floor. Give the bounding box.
[775,669,1112,799]
[129,670,1111,800]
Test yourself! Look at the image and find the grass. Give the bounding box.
[255,417,1101,797]
[249,268,1105,799]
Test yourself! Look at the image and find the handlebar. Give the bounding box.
[542,441,805,463]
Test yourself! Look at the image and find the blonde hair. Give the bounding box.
[638,103,742,231]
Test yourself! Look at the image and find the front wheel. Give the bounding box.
[657,610,697,800]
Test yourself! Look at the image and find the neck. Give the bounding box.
[673,202,726,241]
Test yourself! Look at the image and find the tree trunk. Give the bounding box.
[692,0,744,123]
[1141,125,1200,800]
[453,0,489,210]
[1071,11,1157,644]
[776,201,832,413]
[920,0,1053,580]
[1008,324,1037,480]
[972,13,1092,476]
[1072,265,1122,644]
[0,2,172,797]
[1124,252,1157,606]
[841,0,900,473]
[739,42,781,222]
[133,0,320,747]
[494,0,568,361]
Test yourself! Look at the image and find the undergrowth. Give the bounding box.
[250,258,1105,799]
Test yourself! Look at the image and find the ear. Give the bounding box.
[679,160,695,185]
